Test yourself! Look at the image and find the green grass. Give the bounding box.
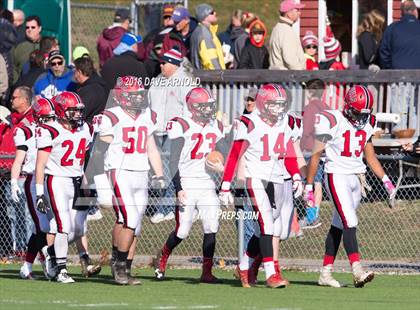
[0,265,419,310]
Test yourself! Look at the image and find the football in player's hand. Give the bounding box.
[206,151,224,165]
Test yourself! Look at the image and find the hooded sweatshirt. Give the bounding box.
[238,20,269,69]
[33,67,77,99]
[97,25,126,68]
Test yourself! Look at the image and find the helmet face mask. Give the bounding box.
[121,90,148,112]
[191,100,216,123]
[65,106,85,128]
[32,98,56,124]
[264,99,288,122]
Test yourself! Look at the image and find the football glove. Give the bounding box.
[151,175,167,197]
[382,175,397,208]
[11,179,22,203]
[304,184,315,208]
[36,195,50,214]
[292,174,303,199]
[219,190,234,208]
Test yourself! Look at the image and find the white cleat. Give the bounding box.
[150,213,165,224]
[19,264,34,280]
[352,262,374,288]
[41,246,57,279]
[56,269,75,283]
[318,265,341,288]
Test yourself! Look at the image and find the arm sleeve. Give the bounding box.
[285,139,300,177]
[98,113,114,136]
[222,139,250,184]
[379,27,392,69]
[35,126,53,149]
[169,137,185,194]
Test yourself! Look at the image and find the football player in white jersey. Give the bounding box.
[97,76,165,285]
[154,87,226,283]
[11,98,55,279]
[35,91,94,283]
[219,84,303,288]
[305,85,396,288]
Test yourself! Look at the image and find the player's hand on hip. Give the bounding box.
[304,184,315,208]
[292,174,303,199]
[36,195,50,214]
[10,179,22,203]
[205,159,224,173]
[177,190,188,206]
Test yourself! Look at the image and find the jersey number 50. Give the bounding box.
[122,127,148,154]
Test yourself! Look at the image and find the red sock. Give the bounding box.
[25,252,37,264]
[348,252,360,265]
[202,257,213,275]
[323,255,335,266]
[273,260,280,274]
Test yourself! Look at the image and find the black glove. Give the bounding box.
[233,188,247,210]
[36,195,50,214]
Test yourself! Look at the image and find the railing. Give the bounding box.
[194,70,420,135]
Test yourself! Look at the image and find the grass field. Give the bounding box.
[0,265,419,310]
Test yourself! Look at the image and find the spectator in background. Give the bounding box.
[0,10,18,107]
[238,19,269,69]
[13,49,45,89]
[97,8,130,68]
[13,15,42,83]
[269,0,305,70]
[74,56,107,123]
[13,9,26,45]
[357,10,385,69]
[138,4,175,61]
[33,50,76,98]
[149,47,195,223]
[190,4,225,70]
[20,36,59,76]
[72,46,90,63]
[101,32,149,94]
[218,10,245,65]
[234,12,258,66]
[302,31,319,70]
[301,79,326,228]
[2,86,34,257]
[0,54,8,102]
[380,1,420,69]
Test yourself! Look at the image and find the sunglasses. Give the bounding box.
[305,45,318,49]
[26,26,37,29]
[50,60,63,67]
[163,15,172,20]
[210,10,216,15]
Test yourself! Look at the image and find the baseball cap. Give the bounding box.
[121,32,142,46]
[196,3,214,22]
[48,50,64,63]
[163,4,174,17]
[114,8,130,23]
[172,7,190,23]
[72,46,90,61]
[280,0,305,13]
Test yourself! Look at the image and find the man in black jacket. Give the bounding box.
[101,32,149,94]
[74,56,107,123]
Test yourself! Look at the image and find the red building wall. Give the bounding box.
[300,0,319,39]
[393,0,402,20]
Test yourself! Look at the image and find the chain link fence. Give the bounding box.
[1,153,419,272]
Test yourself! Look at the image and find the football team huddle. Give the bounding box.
[12,76,397,288]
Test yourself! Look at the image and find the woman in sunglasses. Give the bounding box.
[301,31,319,70]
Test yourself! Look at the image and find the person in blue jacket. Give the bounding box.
[33,50,77,99]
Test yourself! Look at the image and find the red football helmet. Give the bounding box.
[343,85,373,129]
[255,83,289,123]
[186,87,216,124]
[114,76,147,112]
[52,91,85,127]
[32,97,56,124]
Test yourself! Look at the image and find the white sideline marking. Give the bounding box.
[68,303,129,308]
[1,299,35,305]
[152,306,178,310]
[188,306,219,309]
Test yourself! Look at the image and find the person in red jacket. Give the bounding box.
[301,31,319,70]
[0,86,34,258]
[96,9,131,68]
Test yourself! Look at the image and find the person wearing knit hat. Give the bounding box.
[302,31,319,70]
[113,32,142,56]
[238,19,269,69]
[160,47,183,67]
[190,3,225,69]
[319,27,345,71]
